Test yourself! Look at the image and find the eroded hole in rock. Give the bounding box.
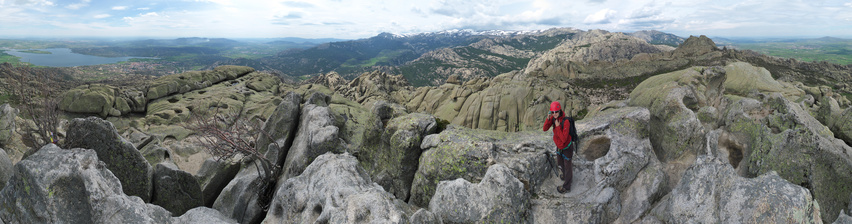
[718,133,745,170]
[582,135,611,161]
[683,95,699,112]
[168,98,179,103]
[198,91,206,94]
[186,106,194,112]
[174,109,183,114]
[313,204,323,217]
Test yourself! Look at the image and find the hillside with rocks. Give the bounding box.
[0,29,851,223]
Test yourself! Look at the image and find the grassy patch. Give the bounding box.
[19,50,51,54]
[0,51,22,64]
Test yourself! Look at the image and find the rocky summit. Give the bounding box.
[1,29,851,224]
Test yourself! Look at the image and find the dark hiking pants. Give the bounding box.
[557,146,573,190]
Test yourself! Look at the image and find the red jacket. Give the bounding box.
[543,113,572,150]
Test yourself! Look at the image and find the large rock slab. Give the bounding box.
[146,65,255,100]
[0,104,18,147]
[628,66,725,191]
[0,144,171,223]
[255,91,301,166]
[213,164,266,224]
[59,84,120,117]
[360,113,437,202]
[429,164,530,223]
[0,149,13,190]
[65,117,153,202]
[263,152,414,224]
[277,92,344,183]
[409,127,498,208]
[195,158,240,208]
[152,162,203,216]
[651,156,821,223]
[723,93,852,223]
[172,207,238,224]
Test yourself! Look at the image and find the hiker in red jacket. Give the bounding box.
[543,101,573,193]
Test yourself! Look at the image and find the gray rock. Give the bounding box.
[278,97,344,183]
[0,149,13,190]
[141,144,172,166]
[172,207,237,224]
[195,158,240,208]
[152,162,203,216]
[263,152,414,224]
[410,209,442,224]
[0,104,17,147]
[0,144,171,224]
[360,113,437,202]
[723,94,852,223]
[628,66,725,191]
[255,91,301,166]
[409,127,495,208]
[212,165,265,224]
[65,117,153,202]
[651,156,821,223]
[836,213,852,224]
[429,164,530,223]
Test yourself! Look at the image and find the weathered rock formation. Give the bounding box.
[65,117,153,202]
[0,104,18,147]
[0,144,170,223]
[650,156,821,223]
[152,162,203,216]
[263,152,414,223]
[59,66,256,117]
[359,113,437,202]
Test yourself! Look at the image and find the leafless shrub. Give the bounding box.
[4,65,62,148]
[184,105,279,210]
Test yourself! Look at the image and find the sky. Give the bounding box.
[0,0,851,39]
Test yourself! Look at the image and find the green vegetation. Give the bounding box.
[728,38,852,65]
[19,50,51,54]
[0,51,22,64]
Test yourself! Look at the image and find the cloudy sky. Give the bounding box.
[1,0,851,39]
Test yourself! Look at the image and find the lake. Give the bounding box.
[3,48,156,67]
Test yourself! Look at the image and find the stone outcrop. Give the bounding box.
[145,71,281,126]
[172,207,238,224]
[409,127,498,208]
[213,164,267,224]
[255,91,301,166]
[146,65,255,100]
[0,149,13,190]
[152,162,203,216]
[277,92,344,183]
[722,92,852,223]
[628,66,726,190]
[65,117,153,202]
[263,152,414,223]
[650,156,821,223]
[195,158,240,208]
[59,66,256,117]
[360,113,437,202]
[0,144,171,223]
[429,164,529,223]
[59,84,122,117]
[0,104,18,147]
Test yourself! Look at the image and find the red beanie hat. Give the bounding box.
[550,101,561,111]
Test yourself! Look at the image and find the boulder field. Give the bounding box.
[1,35,850,223]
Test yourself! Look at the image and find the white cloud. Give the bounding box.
[112,6,127,10]
[584,8,616,24]
[93,14,110,19]
[137,7,150,10]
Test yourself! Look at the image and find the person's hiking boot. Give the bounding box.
[557,186,569,193]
